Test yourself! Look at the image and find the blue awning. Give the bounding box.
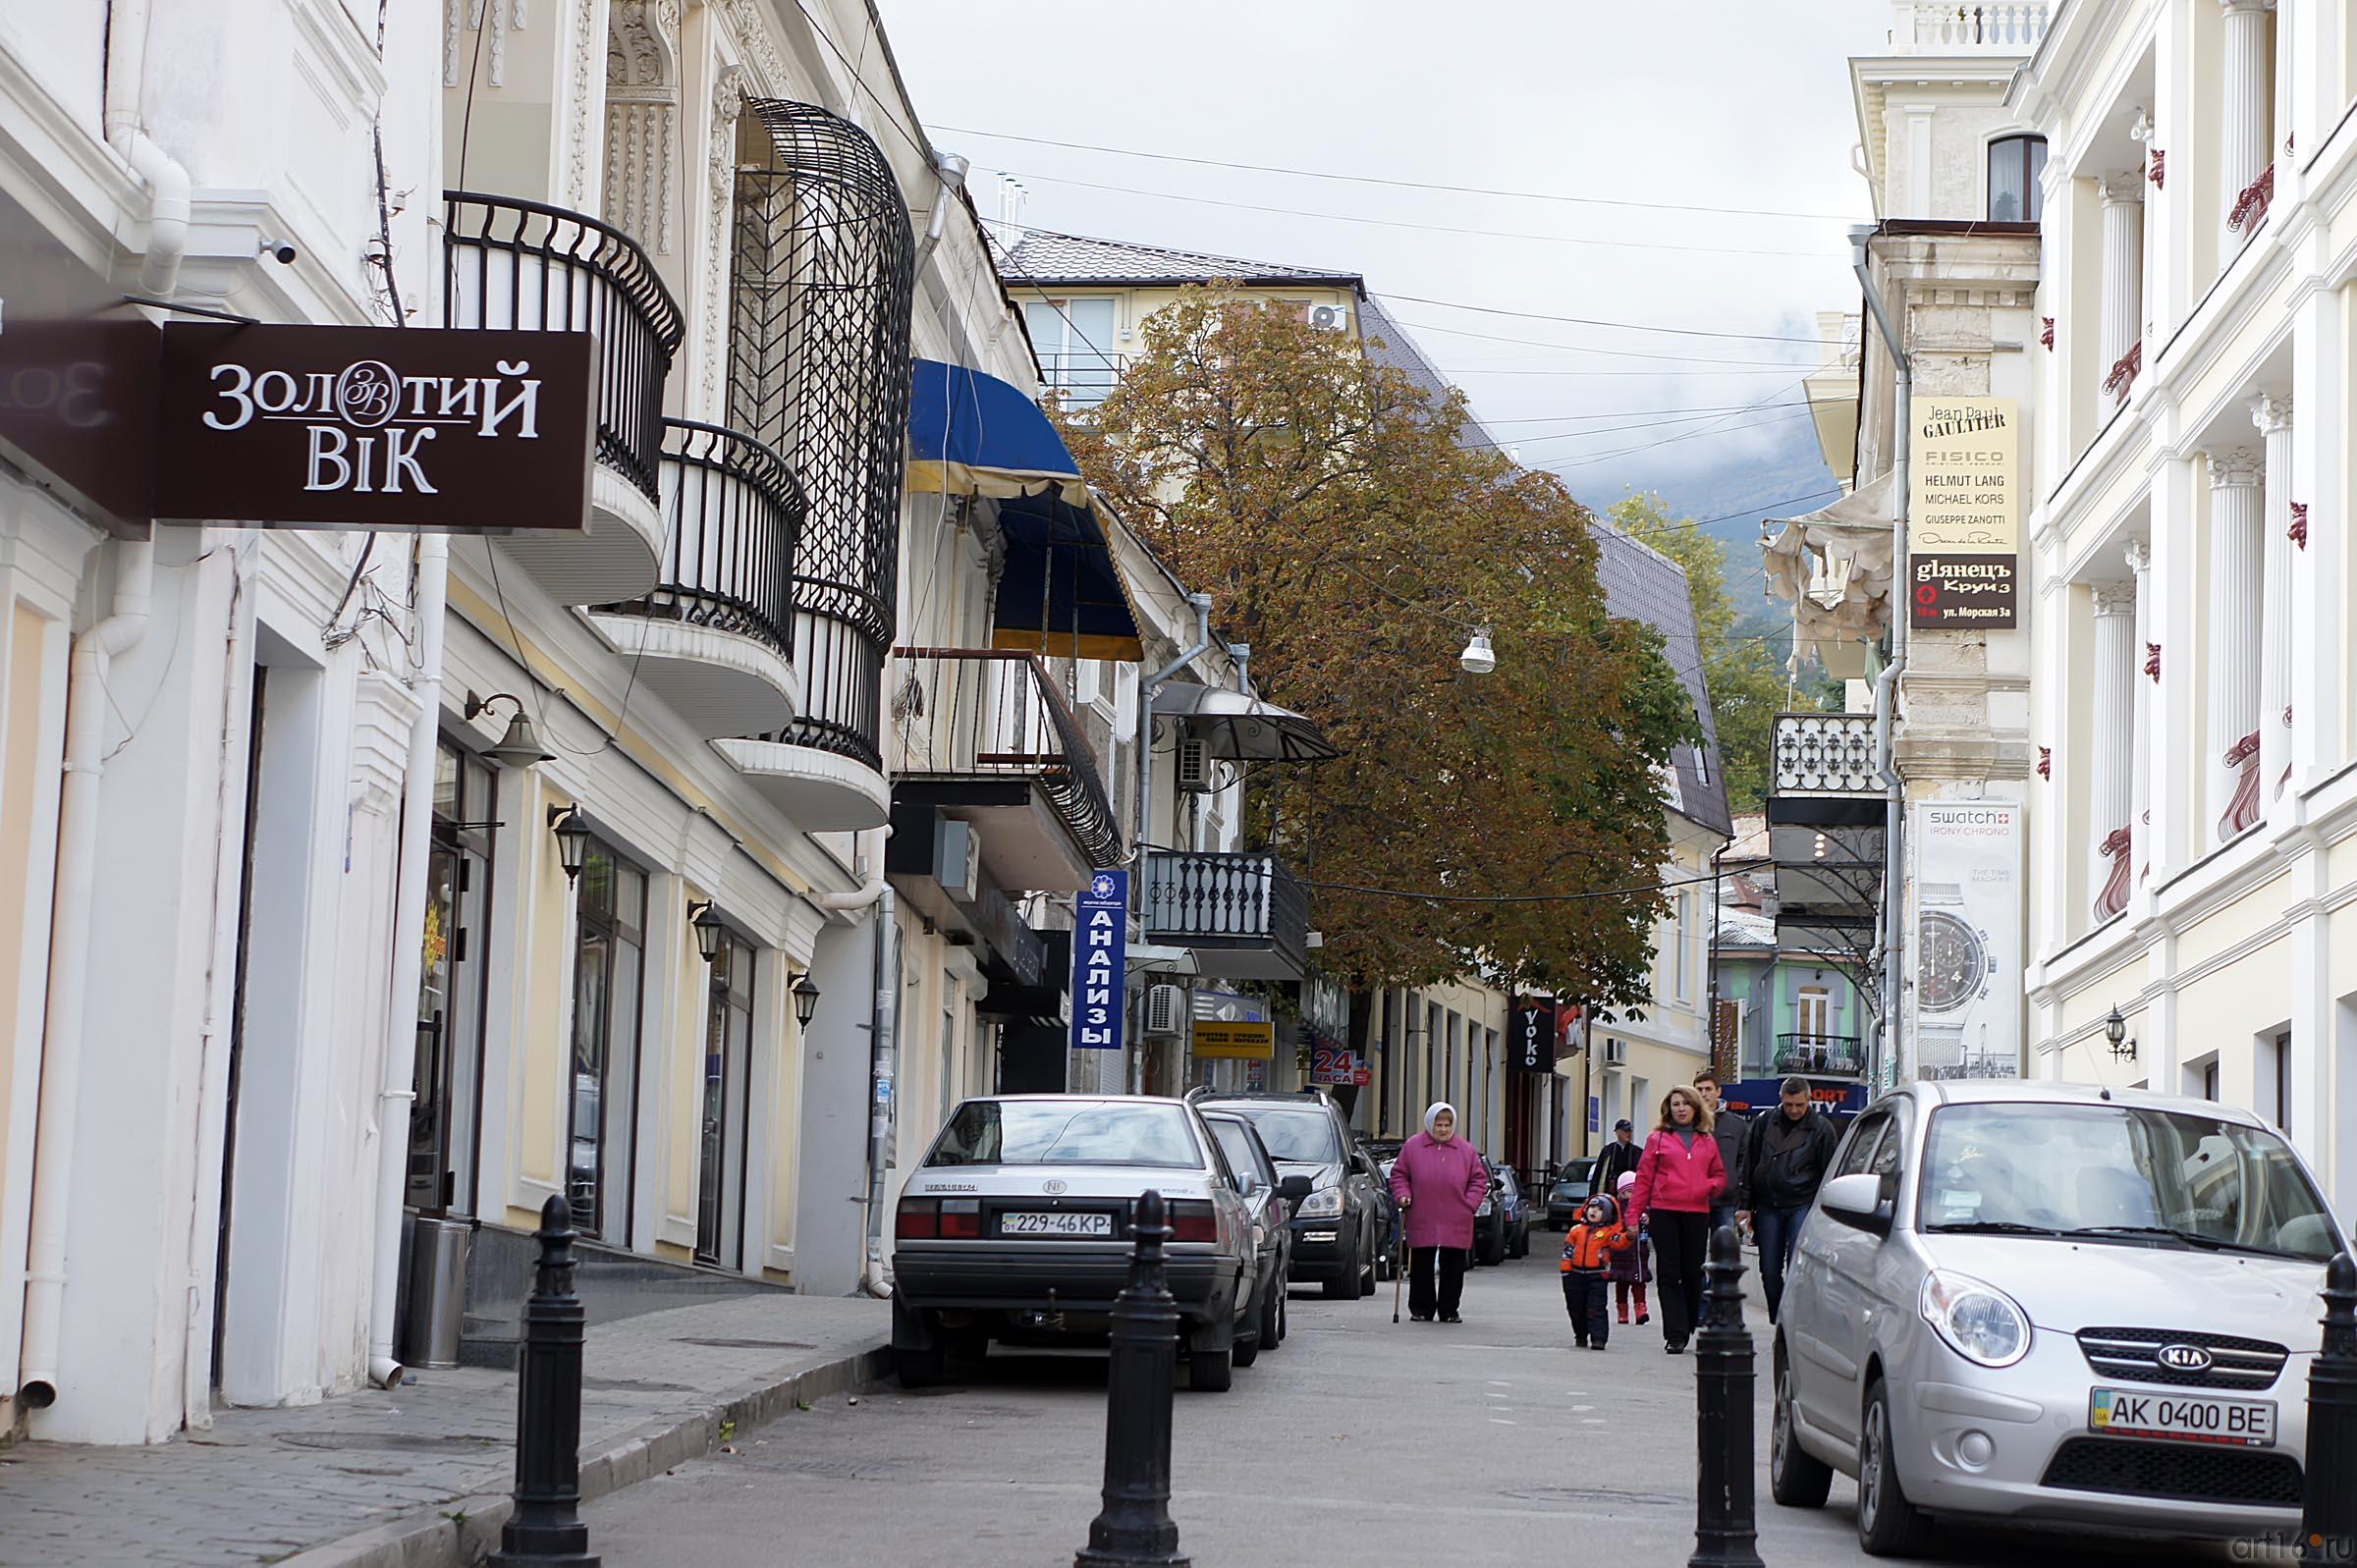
[906,358,1090,507]
[989,488,1143,662]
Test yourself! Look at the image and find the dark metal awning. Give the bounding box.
[1150,683,1340,762]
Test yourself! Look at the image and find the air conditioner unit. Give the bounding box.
[1175,736,1213,794]
[1308,303,1347,331]
[1143,984,1187,1037]
[1604,1038,1627,1066]
[935,818,980,902]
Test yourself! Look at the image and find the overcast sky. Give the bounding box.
[875,0,1895,533]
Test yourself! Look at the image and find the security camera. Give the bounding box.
[258,237,298,266]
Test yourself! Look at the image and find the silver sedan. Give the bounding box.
[890,1095,1261,1392]
[1772,1079,2347,1555]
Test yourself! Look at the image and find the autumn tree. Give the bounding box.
[1062,288,1696,1013]
[1615,493,1798,816]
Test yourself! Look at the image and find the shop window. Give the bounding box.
[410,740,494,1217]
[569,838,647,1242]
[695,931,755,1270]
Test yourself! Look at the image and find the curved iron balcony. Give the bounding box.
[1139,850,1310,982]
[443,191,685,507]
[889,649,1121,887]
[1774,1034,1865,1081]
[584,420,806,737]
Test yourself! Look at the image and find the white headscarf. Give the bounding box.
[1422,1101,1457,1138]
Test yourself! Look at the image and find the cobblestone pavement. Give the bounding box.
[0,1293,886,1568]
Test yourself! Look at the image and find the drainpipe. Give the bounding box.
[1853,225,1912,1092]
[363,537,447,1389]
[1131,597,1212,1097]
[858,888,901,1297]
[812,827,891,912]
[103,0,191,301]
[911,152,971,280]
[17,539,156,1408]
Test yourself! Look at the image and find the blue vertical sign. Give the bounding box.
[1069,869,1128,1051]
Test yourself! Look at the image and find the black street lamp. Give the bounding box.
[547,805,591,886]
[2105,1004,2137,1062]
[687,901,726,965]
[793,971,821,1029]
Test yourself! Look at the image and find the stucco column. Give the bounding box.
[2220,0,2276,250]
[2251,394,2294,804]
[2206,449,2266,839]
[2099,174,2145,401]
[2090,581,2138,923]
[2125,541,2155,890]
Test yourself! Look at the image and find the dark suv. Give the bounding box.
[1197,1092,1383,1299]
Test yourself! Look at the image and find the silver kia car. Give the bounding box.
[1772,1080,2346,1555]
[891,1095,1262,1392]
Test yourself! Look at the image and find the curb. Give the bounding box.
[273,1342,892,1568]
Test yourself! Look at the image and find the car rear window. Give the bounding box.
[1223,1106,1343,1164]
[926,1101,1202,1169]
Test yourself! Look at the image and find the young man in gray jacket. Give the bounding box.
[1692,1070,1749,1239]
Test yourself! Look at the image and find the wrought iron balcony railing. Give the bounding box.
[1039,350,1127,411]
[1775,1034,1866,1080]
[1138,850,1310,973]
[1891,2,2051,52]
[592,420,805,663]
[444,191,685,506]
[891,649,1121,868]
[1772,713,1879,795]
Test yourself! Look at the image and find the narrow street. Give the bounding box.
[580,1254,2234,1567]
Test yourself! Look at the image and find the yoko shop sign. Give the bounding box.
[1908,396,2019,630]
[1509,997,1558,1074]
[155,324,595,530]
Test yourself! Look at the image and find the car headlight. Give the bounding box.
[1477,1198,1495,1217]
[1298,1186,1343,1217]
[1918,1269,2031,1368]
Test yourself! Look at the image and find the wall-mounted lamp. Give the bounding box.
[547,805,590,886]
[2104,1004,2137,1062]
[1458,627,1497,676]
[792,971,822,1029]
[687,900,726,965]
[465,691,555,771]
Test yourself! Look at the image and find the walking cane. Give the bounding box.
[1393,1214,1406,1325]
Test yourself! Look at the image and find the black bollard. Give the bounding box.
[490,1195,598,1568]
[1075,1189,1189,1568]
[1690,1222,1765,1568]
[2301,1251,2357,1567]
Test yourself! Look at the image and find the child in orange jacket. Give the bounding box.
[1561,1191,1635,1348]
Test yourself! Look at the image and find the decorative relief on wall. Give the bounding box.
[604,0,680,254]
[445,0,530,89]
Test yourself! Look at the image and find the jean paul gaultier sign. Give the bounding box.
[1908,397,2019,629]
[1069,870,1128,1051]
[1908,801,2022,1081]
[155,324,596,530]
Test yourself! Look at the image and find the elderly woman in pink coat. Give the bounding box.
[1387,1102,1491,1323]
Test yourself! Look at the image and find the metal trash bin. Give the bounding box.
[401,1216,472,1369]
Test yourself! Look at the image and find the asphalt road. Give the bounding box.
[583,1247,2259,1566]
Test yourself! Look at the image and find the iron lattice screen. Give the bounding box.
[730,99,915,770]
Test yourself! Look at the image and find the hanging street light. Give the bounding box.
[793,971,822,1029]
[687,900,726,965]
[547,805,591,886]
[1459,627,1497,676]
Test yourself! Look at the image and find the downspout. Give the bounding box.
[812,827,891,912]
[364,536,447,1389]
[857,888,901,1297]
[17,540,156,1408]
[909,152,971,282]
[103,0,190,301]
[1133,596,1213,1097]
[1853,225,1911,1093]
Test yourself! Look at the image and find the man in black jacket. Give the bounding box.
[1595,1119,1643,1191]
[1736,1078,1840,1323]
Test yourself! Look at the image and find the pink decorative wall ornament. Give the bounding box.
[2037,746,2052,780]
[2145,642,2162,681]
[2096,826,2133,921]
[2040,318,2055,350]
[2220,730,2263,838]
[2290,502,2308,549]
[2149,148,2165,189]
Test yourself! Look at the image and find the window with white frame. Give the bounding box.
[1024,297,1120,408]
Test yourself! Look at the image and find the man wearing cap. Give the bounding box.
[1595,1117,1643,1191]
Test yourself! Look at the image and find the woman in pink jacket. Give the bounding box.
[1387,1102,1490,1324]
[1625,1085,1727,1355]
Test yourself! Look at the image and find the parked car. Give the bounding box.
[1770,1080,2347,1556]
[1545,1157,1602,1229]
[1203,1110,1312,1356]
[1199,1091,1384,1299]
[891,1095,1262,1392]
[1357,1137,1401,1279]
[1471,1157,1529,1265]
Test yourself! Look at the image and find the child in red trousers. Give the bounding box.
[1608,1170,1652,1326]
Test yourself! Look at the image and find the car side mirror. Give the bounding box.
[1279,1174,1313,1204]
[1821,1171,1892,1235]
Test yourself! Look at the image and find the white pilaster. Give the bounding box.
[2292,286,2343,790]
[2204,450,2266,840]
[2090,582,2138,923]
[2149,456,2202,884]
[2220,0,2276,252]
[2251,395,2294,810]
[2099,173,2145,398]
[2125,542,2155,894]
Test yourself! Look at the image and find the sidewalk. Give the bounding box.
[0,1292,889,1568]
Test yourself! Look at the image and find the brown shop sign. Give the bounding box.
[155,323,596,531]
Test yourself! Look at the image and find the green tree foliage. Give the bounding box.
[1611,493,1827,816]
[1062,288,1697,1010]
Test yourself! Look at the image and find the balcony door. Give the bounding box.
[1023,297,1119,408]
[695,932,754,1270]
[1795,986,1833,1047]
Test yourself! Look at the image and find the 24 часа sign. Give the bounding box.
[1908,396,2019,630]
[155,324,596,531]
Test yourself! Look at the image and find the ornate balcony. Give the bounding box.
[1774,1034,1866,1081]
[445,191,685,603]
[887,649,1121,891]
[1773,713,1878,795]
[584,420,804,738]
[1890,2,2051,52]
[1138,850,1310,982]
